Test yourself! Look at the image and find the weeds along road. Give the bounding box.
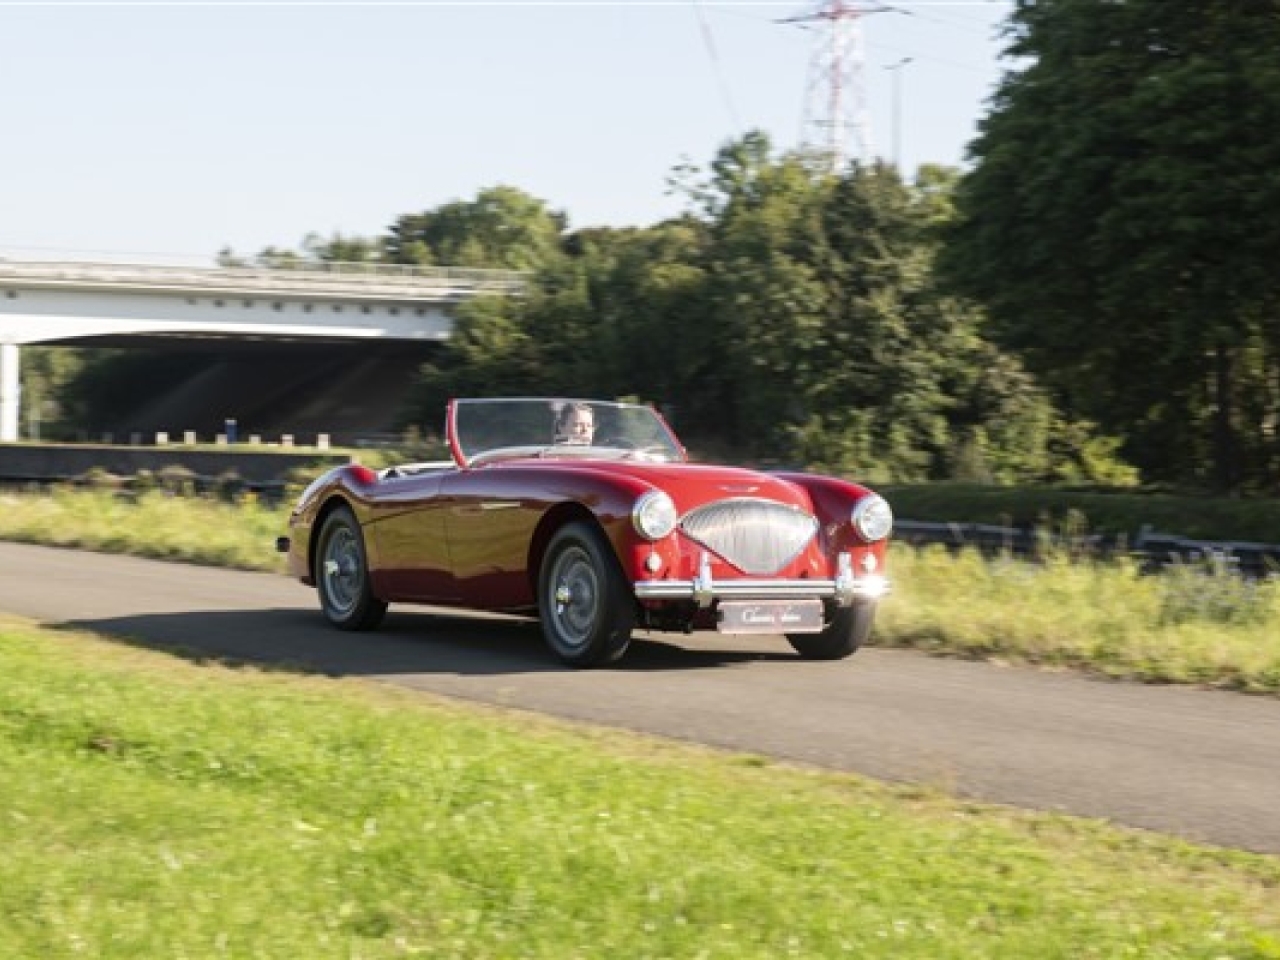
[2,540,1278,855]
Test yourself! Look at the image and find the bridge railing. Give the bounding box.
[0,258,528,299]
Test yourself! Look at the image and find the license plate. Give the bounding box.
[717,599,824,634]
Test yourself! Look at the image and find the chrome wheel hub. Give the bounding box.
[322,528,362,613]
[548,546,598,649]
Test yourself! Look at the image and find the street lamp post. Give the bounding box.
[884,57,912,171]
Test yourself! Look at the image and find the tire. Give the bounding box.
[538,521,634,668]
[786,601,876,660]
[314,505,388,631]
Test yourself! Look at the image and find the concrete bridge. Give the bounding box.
[0,258,526,442]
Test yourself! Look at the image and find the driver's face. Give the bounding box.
[564,411,594,444]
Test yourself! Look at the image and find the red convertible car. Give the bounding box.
[279,398,892,667]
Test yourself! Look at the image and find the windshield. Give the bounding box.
[448,398,686,467]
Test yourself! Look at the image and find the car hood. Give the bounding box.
[553,460,814,513]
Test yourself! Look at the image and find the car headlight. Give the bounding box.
[851,494,893,542]
[632,491,678,541]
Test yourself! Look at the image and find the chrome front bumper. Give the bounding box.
[633,553,889,608]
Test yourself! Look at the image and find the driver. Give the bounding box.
[553,402,595,445]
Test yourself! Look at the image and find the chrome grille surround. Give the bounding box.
[679,498,819,575]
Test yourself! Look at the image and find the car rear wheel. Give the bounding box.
[539,521,634,668]
[786,601,875,660]
[315,505,387,631]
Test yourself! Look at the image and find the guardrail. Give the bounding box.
[894,520,1280,578]
[0,258,528,300]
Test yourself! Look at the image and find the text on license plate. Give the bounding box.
[717,599,824,634]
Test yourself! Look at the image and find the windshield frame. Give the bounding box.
[445,398,687,468]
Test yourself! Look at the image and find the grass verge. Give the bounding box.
[0,488,286,572]
[2,618,1279,959]
[878,546,1280,694]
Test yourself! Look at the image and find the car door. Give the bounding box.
[441,466,548,611]
[365,471,458,603]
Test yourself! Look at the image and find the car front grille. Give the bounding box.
[679,498,819,575]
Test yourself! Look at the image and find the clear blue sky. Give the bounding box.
[0,1,1014,264]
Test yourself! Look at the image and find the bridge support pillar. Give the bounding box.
[0,342,19,442]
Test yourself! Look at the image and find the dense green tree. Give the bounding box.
[301,232,381,264]
[802,161,1063,482]
[16,346,86,441]
[385,185,567,271]
[405,294,545,424]
[943,0,1280,492]
[216,245,308,269]
[695,134,830,455]
[253,246,305,269]
[231,187,568,275]
[403,220,714,429]
[403,251,601,422]
[401,133,1108,483]
[660,134,1054,479]
[804,163,950,477]
[557,222,714,407]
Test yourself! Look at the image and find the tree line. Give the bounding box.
[393,150,1119,488]
[29,0,1280,494]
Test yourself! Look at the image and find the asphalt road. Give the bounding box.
[2,540,1278,854]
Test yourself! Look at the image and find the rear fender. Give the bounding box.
[299,468,378,583]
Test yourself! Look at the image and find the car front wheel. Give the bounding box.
[539,521,634,668]
[786,601,875,660]
[314,505,387,631]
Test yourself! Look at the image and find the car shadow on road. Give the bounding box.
[54,607,797,678]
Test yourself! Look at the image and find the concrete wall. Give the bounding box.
[0,443,351,487]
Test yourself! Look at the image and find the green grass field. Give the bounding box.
[3,618,1279,959]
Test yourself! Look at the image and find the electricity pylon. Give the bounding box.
[782,1,891,172]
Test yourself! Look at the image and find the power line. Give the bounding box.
[690,0,744,130]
